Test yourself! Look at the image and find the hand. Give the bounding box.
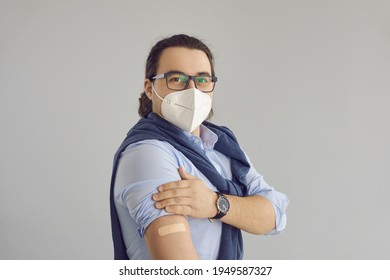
[153,167,218,219]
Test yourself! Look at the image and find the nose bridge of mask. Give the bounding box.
[175,88,197,110]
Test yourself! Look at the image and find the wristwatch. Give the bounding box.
[211,192,230,219]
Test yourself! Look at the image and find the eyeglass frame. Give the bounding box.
[150,71,218,93]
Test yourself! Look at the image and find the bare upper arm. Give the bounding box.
[144,215,200,260]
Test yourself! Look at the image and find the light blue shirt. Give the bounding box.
[114,124,289,259]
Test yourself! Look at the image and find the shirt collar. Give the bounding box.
[199,124,218,149]
[182,124,218,150]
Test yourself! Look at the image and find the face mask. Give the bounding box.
[152,84,212,133]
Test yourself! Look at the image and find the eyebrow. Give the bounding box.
[197,71,212,76]
[166,70,212,76]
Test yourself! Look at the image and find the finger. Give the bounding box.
[159,180,190,192]
[178,166,197,180]
[165,205,191,216]
[155,197,192,209]
[153,188,191,202]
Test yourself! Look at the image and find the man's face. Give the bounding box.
[144,47,214,117]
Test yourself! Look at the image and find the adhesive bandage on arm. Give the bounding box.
[157,223,186,236]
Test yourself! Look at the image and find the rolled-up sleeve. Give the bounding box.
[245,165,289,235]
[114,140,181,237]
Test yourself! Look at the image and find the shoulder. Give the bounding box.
[121,139,180,159]
[117,139,182,179]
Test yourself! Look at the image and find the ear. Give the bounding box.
[144,79,153,100]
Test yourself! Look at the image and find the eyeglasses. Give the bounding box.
[151,71,218,93]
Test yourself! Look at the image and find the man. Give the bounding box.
[110,34,289,260]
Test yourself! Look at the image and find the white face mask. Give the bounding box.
[152,84,212,133]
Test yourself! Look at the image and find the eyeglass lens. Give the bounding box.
[166,73,215,92]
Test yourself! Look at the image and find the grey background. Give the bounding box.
[1,0,389,259]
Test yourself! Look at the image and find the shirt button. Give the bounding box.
[194,138,199,144]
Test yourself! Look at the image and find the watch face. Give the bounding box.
[217,195,230,214]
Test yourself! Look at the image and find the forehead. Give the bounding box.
[157,47,212,75]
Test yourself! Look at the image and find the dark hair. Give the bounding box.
[138,34,216,117]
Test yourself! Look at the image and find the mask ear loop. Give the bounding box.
[151,83,166,102]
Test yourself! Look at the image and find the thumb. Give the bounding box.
[178,166,196,180]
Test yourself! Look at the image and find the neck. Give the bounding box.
[191,127,200,137]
